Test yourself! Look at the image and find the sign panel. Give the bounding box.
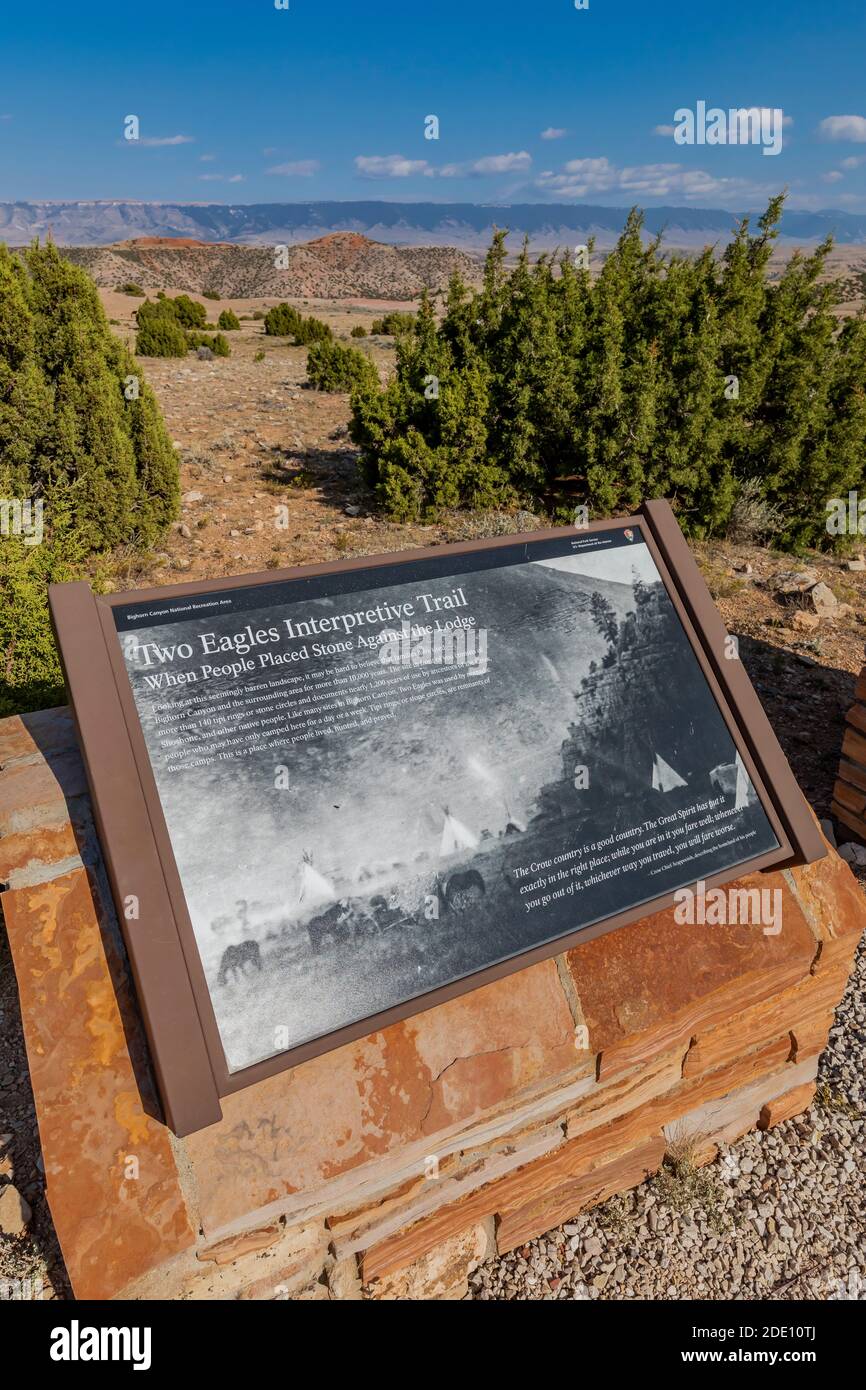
[49,501,825,1133]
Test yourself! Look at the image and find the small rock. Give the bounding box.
[179,523,192,539]
[838,842,866,866]
[820,818,837,848]
[196,346,214,361]
[792,610,821,632]
[807,581,838,615]
[344,504,361,516]
[229,529,241,538]
[222,474,233,483]
[0,1183,31,1236]
[846,558,866,572]
[182,490,204,505]
[768,568,818,596]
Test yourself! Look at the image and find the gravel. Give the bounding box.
[470,931,866,1301]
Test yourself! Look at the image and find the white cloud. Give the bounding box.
[819,115,866,142]
[439,151,532,177]
[199,153,216,162]
[198,172,245,183]
[536,156,616,195]
[534,156,776,203]
[470,150,531,173]
[540,127,567,141]
[822,170,845,183]
[127,134,194,148]
[355,153,433,178]
[266,160,321,177]
[355,151,532,180]
[841,156,865,169]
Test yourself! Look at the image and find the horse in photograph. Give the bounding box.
[217,939,263,986]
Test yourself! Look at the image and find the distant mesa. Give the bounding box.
[60,231,474,301]
[114,231,376,253]
[307,233,375,251]
[111,236,222,249]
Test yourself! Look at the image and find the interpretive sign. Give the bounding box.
[49,500,825,1134]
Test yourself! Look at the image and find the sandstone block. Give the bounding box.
[789,842,866,973]
[186,958,580,1237]
[1,868,194,1300]
[758,1082,817,1130]
[366,1221,493,1300]
[495,1136,666,1254]
[682,964,848,1077]
[327,1255,364,1301]
[564,871,816,1078]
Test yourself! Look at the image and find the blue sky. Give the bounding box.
[2,0,865,211]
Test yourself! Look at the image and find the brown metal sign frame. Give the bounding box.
[48,499,826,1136]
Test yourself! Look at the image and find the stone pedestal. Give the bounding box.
[832,664,866,841]
[1,708,863,1300]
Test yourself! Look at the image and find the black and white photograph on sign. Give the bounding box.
[115,530,779,1074]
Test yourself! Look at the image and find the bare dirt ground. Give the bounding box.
[2,285,866,1300]
[98,291,544,594]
